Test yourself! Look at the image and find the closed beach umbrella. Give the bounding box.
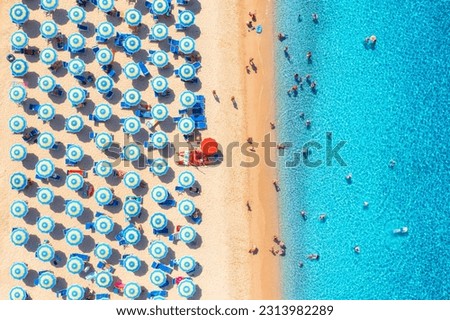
[66,257,84,274]
[37,103,56,122]
[35,243,55,262]
[123,116,141,135]
[149,270,167,287]
[94,215,114,235]
[95,187,113,206]
[66,144,84,163]
[38,75,57,93]
[152,0,169,15]
[10,262,28,280]
[37,216,55,234]
[11,59,28,77]
[96,47,113,65]
[123,35,141,54]
[150,132,169,149]
[94,243,112,260]
[178,199,195,217]
[93,104,112,122]
[67,284,85,300]
[38,272,56,290]
[40,48,58,65]
[151,76,168,93]
[178,63,196,81]
[98,0,114,13]
[66,174,84,191]
[9,85,27,104]
[97,21,115,39]
[65,228,84,246]
[11,228,29,246]
[151,23,168,41]
[123,62,140,80]
[37,132,56,150]
[10,200,28,218]
[10,287,27,300]
[40,0,59,12]
[124,282,141,300]
[178,171,195,188]
[66,115,84,133]
[125,9,142,26]
[123,255,141,273]
[178,117,195,135]
[10,4,30,25]
[68,58,86,76]
[94,160,113,177]
[123,171,141,189]
[177,279,196,298]
[151,51,169,68]
[179,225,197,243]
[122,89,141,106]
[123,144,141,161]
[68,87,87,106]
[95,132,113,150]
[149,212,167,231]
[123,225,141,245]
[148,240,168,260]
[35,159,55,179]
[150,185,168,203]
[10,144,27,161]
[95,76,114,94]
[68,6,86,23]
[40,20,58,39]
[179,90,196,108]
[178,255,196,273]
[179,10,195,27]
[37,187,54,205]
[179,37,196,54]
[95,271,112,288]
[10,172,27,191]
[68,33,86,52]
[65,199,84,218]
[151,103,169,121]
[123,199,141,218]
[10,31,29,50]
[150,158,169,176]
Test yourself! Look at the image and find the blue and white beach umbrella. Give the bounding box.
[98,0,115,13]
[123,62,140,80]
[178,199,196,216]
[123,225,141,245]
[40,48,58,66]
[125,9,142,26]
[68,33,86,52]
[150,132,169,149]
[68,58,86,76]
[37,216,55,234]
[38,272,56,290]
[123,171,141,189]
[151,76,169,93]
[150,212,168,231]
[11,59,29,77]
[40,0,59,12]
[35,159,55,179]
[179,90,196,108]
[9,115,26,134]
[150,185,168,203]
[11,228,29,246]
[37,103,56,122]
[10,144,27,162]
[66,144,84,163]
[65,228,84,246]
[179,37,196,55]
[178,63,196,81]
[97,21,115,39]
[66,173,84,191]
[94,215,114,235]
[123,35,141,54]
[94,243,112,260]
[10,262,28,280]
[35,243,55,262]
[95,132,113,150]
[150,158,169,176]
[96,47,113,65]
[38,75,57,93]
[67,284,85,300]
[124,282,141,300]
[9,85,27,104]
[123,199,141,218]
[178,171,195,188]
[37,132,55,150]
[66,257,84,274]
[95,271,112,288]
[177,117,195,135]
[95,187,113,206]
[37,187,55,205]
[179,225,197,243]
[68,87,87,106]
[177,279,196,298]
[10,287,27,300]
[10,172,27,191]
[65,199,84,218]
[178,256,196,273]
[40,20,58,39]
[148,240,168,260]
[151,23,168,41]
[10,200,28,218]
[123,144,141,162]
[123,117,141,135]
[94,160,113,177]
[149,270,167,287]
[152,0,169,15]
[10,31,29,50]
[10,4,30,25]
[151,103,169,121]
[123,255,141,273]
[95,76,114,94]
[93,104,112,122]
[179,10,195,27]
[68,6,86,24]
[66,115,84,133]
[123,89,141,106]
[151,51,169,68]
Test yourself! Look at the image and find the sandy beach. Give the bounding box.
[0,0,279,300]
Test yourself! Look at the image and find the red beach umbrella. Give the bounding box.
[201,138,218,156]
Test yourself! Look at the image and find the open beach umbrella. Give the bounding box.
[150,132,169,149]
[38,272,56,290]
[98,0,115,13]
[125,8,142,26]
[151,185,168,203]
[122,89,141,106]
[68,58,86,76]
[68,87,87,106]
[149,270,167,287]
[93,104,112,122]
[151,76,168,93]
[95,132,113,150]
[10,31,29,50]
[96,48,113,65]
[178,63,196,81]
[40,48,58,65]
[148,240,168,260]
[10,172,27,191]
[37,132,56,150]
[179,256,196,273]
[151,23,168,41]
[66,115,84,133]
[10,4,30,25]
[66,144,84,163]
[37,216,55,234]
[37,187,55,205]
[67,284,85,300]
[179,36,196,55]
[10,287,27,300]
[66,173,84,191]
[40,0,59,12]
[178,171,195,188]
[123,171,141,189]
[97,21,115,39]
[9,85,27,104]
[123,35,141,55]
[40,20,58,39]
[179,225,197,243]
[95,76,114,94]
[178,199,196,217]
[94,215,114,235]
[35,243,55,262]
[123,225,141,245]
[65,228,84,246]
[10,200,28,218]
[123,199,141,218]
[179,10,195,27]
[150,212,167,231]
[68,6,86,24]
[151,51,169,68]
[38,75,57,93]
[123,144,141,161]
[37,103,56,122]
[95,187,113,206]
[123,62,140,80]
[95,271,112,288]
[65,199,84,218]
[10,262,28,280]
[150,158,169,176]
[94,243,112,260]
[179,90,196,108]
[66,257,84,274]
[68,33,86,52]
[11,59,28,77]
[177,279,196,298]
[10,144,27,162]
[35,159,55,179]
[124,282,141,300]
[94,160,113,178]
[11,228,29,246]
[151,103,169,121]
[123,255,141,273]
[152,0,170,15]
[178,117,195,135]
[123,117,141,135]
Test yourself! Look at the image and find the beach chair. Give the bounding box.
[178,109,188,116]
[92,46,99,54]
[138,62,150,77]
[105,199,119,207]
[193,62,202,70]
[196,95,206,103]
[169,259,179,268]
[174,69,180,77]
[89,132,96,139]
[170,44,179,54]
[151,262,173,274]
[95,35,108,44]
[175,23,186,31]
[169,233,179,243]
[50,86,64,97]
[189,215,202,225]
[56,289,67,298]
[134,109,152,118]
[85,222,95,231]
[85,271,97,281]
[147,291,168,299]
[95,293,110,300]
[67,169,88,178]
[195,122,207,130]
[172,117,181,123]
[119,118,126,125]
[77,24,88,32]
[191,114,206,122]
[177,0,189,5]
[88,114,101,123]
[148,34,158,42]
[120,102,131,109]
[104,90,114,99]
[153,227,168,235]
[29,104,40,111]
[175,186,185,194]
[74,75,87,85]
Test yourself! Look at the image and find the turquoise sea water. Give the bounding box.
[275,0,450,299]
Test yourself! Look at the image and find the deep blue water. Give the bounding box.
[275,0,450,299]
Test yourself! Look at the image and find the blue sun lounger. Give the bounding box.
[153,227,168,235]
[70,253,90,261]
[195,122,207,130]
[151,262,173,274]
[56,289,67,298]
[175,23,186,31]
[105,199,119,207]
[134,109,152,118]
[88,114,101,122]
[95,293,110,300]
[85,271,97,281]
[95,35,108,43]
[120,102,131,109]
[77,24,88,32]
[169,233,179,242]
[148,291,168,299]
[177,0,189,5]
[85,222,95,231]
[138,62,150,77]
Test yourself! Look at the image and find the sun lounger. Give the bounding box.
[105,199,119,207]
[172,117,181,123]
[67,169,87,178]
[189,215,202,225]
[138,62,150,77]
[153,227,168,235]
[177,0,189,5]
[134,109,152,118]
[119,118,126,125]
[191,114,206,122]
[160,199,176,207]
[29,104,40,111]
[169,259,178,267]
[88,114,101,122]
[92,46,99,54]
[175,23,187,31]
[70,253,90,262]
[175,186,185,194]
[148,291,168,299]
[169,233,179,242]
[151,262,173,274]
[192,106,204,115]
[77,24,88,32]
[89,132,96,139]
[95,35,108,43]
[193,62,202,70]
[50,86,64,97]
[120,102,131,109]
[95,293,110,300]
[174,69,180,77]
[104,90,114,99]
[85,271,97,281]
[125,195,142,203]
[196,95,205,103]
[195,122,207,130]
[74,75,87,85]
[85,222,95,231]
[56,289,67,298]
